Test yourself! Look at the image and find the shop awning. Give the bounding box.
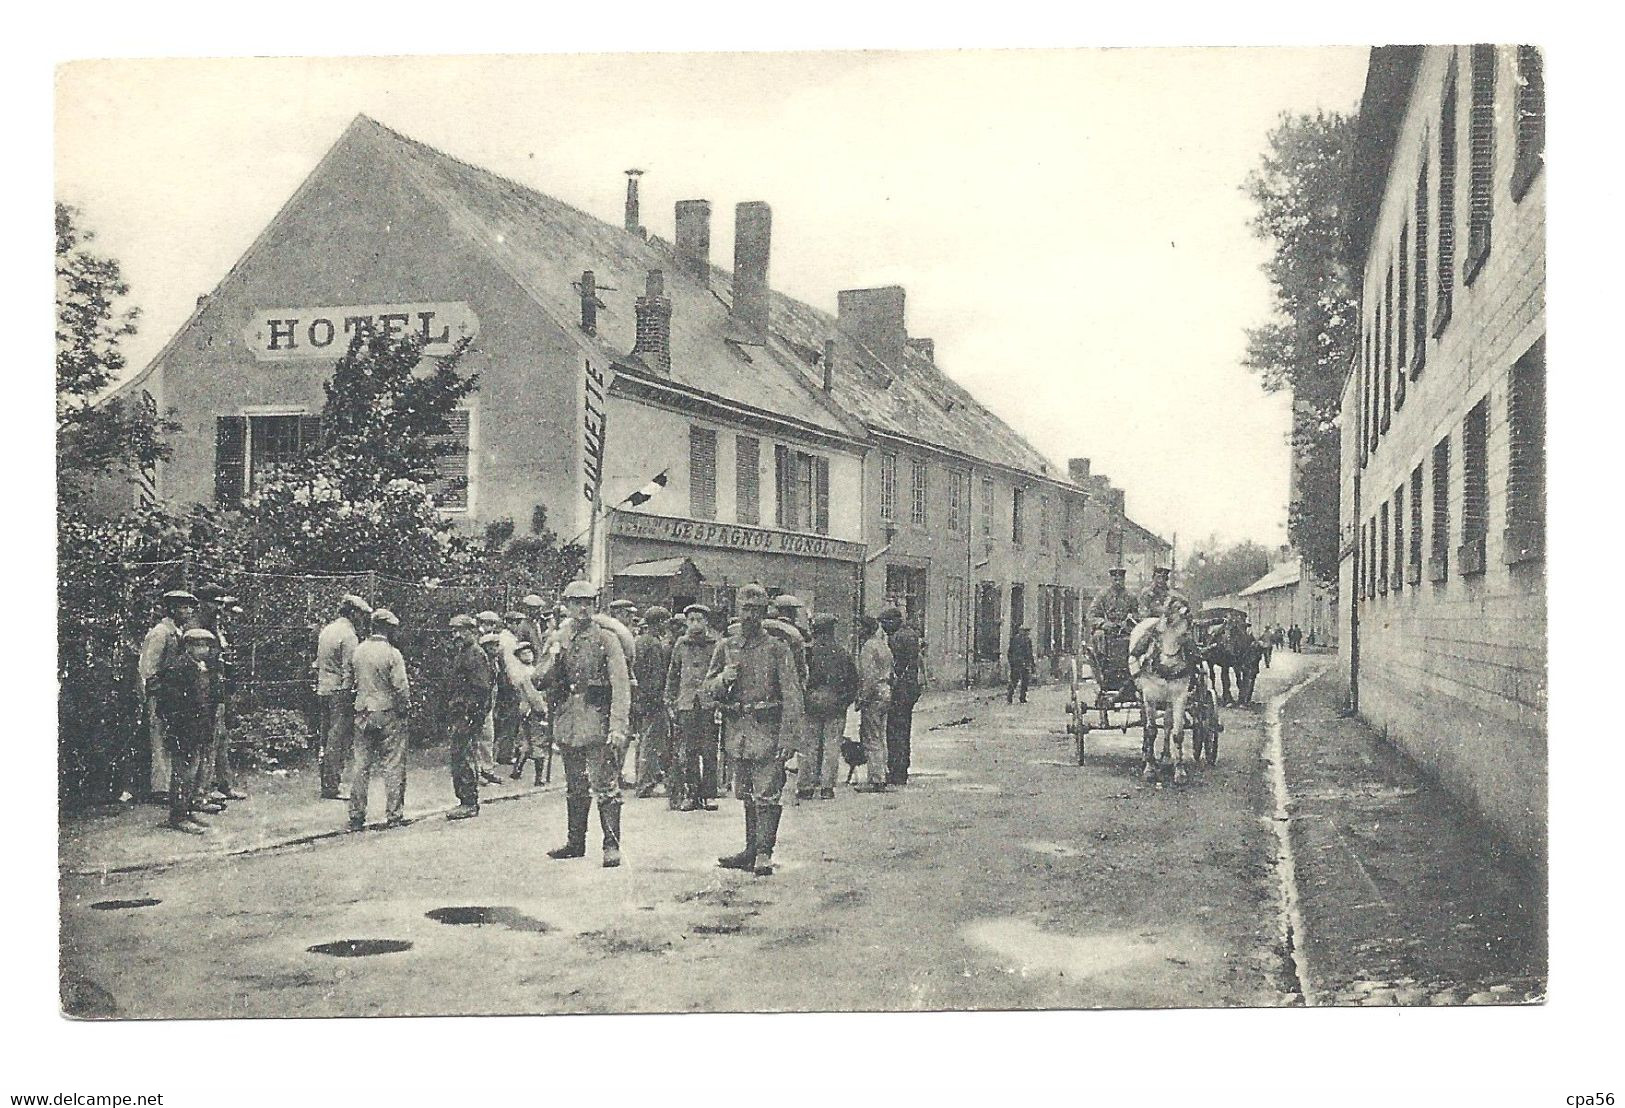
[614,557,704,580]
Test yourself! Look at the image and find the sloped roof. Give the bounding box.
[354,116,863,441]
[1239,557,1302,597]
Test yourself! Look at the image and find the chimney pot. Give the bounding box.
[675,200,712,285]
[822,338,836,392]
[579,270,599,335]
[731,201,772,344]
[623,169,644,236]
[837,286,907,370]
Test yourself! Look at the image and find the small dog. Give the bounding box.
[841,739,867,784]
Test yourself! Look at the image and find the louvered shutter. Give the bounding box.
[298,414,323,456]
[814,456,830,535]
[215,416,246,507]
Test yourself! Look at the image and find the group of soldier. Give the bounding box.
[306,580,924,877]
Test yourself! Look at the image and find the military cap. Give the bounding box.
[736,583,770,607]
[476,609,502,623]
[1153,565,1172,575]
[371,608,400,626]
[448,613,477,629]
[1108,566,1127,576]
[642,605,671,626]
[181,627,216,642]
[341,593,373,614]
[562,581,599,600]
[504,610,526,623]
[195,582,228,602]
[878,606,903,622]
[773,594,804,610]
[683,603,712,618]
[521,593,547,608]
[812,612,838,631]
[478,632,502,646]
[607,597,636,612]
[514,640,535,653]
[161,589,199,607]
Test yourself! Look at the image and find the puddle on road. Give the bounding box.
[307,939,414,957]
[90,898,161,911]
[964,918,1175,980]
[426,906,552,933]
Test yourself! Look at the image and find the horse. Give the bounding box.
[1127,605,1204,785]
[1203,618,1261,707]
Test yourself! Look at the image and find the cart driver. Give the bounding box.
[1088,567,1139,656]
[1138,566,1175,621]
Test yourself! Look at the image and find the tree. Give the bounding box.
[55,202,175,504]
[474,506,586,590]
[1182,537,1274,604]
[1242,111,1359,582]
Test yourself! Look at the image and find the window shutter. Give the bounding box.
[215,416,246,507]
[774,444,791,528]
[298,414,323,455]
[1513,46,1544,199]
[814,456,830,535]
[1437,58,1458,329]
[736,435,760,525]
[689,426,717,520]
[1466,44,1497,279]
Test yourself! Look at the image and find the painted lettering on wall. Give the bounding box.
[582,359,608,503]
[244,303,477,361]
[609,510,865,563]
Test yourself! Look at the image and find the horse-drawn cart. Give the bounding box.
[1066,619,1147,764]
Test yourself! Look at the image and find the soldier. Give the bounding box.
[494,610,528,765]
[348,609,411,831]
[666,603,721,812]
[1138,566,1174,621]
[631,606,674,801]
[1007,625,1035,704]
[315,593,371,801]
[854,614,895,794]
[445,614,492,821]
[509,640,551,785]
[879,606,921,787]
[474,611,505,784]
[518,594,549,667]
[802,612,858,801]
[154,627,222,833]
[706,584,804,876]
[1088,568,1138,657]
[139,589,198,802]
[538,581,631,868]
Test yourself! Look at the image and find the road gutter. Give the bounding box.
[1263,663,1328,1007]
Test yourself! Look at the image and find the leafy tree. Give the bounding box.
[55,202,176,504]
[1242,111,1359,582]
[1182,537,1275,603]
[474,506,586,590]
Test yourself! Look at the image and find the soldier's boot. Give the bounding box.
[718,804,758,870]
[599,801,623,869]
[753,805,782,877]
[547,796,589,859]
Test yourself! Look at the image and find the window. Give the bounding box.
[1009,583,1026,637]
[1413,158,1429,377]
[1397,226,1409,406]
[776,445,830,534]
[1011,487,1025,545]
[945,575,968,658]
[1430,435,1451,580]
[214,412,320,506]
[689,426,718,520]
[1513,46,1545,200]
[1037,585,1054,655]
[1378,502,1390,595]
[885,564,927,631]
[735,435,760,525]
[1362,321,1374,460]
[948,470,966,532]
[1437,56,1459,332]
[1392,484,1406,592]
[879,452,897,522]
[1409,464,1424,583]
[1458,397,1489,575]
[1381,267,1393,432]
[1505,338,1546,562]
[910,458,928,526]
[1355,522,1365,601]
[974,581,1002,662]
[1466,44,1497,282]
[426,407,474,511]
[1039,495,1051,549]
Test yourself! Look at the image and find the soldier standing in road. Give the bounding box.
[854,614,895,794]
[538,581,632,868]
[315,594,370,801]
[706,584,803,876]
[631,606,674,802]
[139,589,198,802]
[348,609,411,832]
[155,627,223,834]
[665,603,720,812]
[474,611,505,784]
[508,640,550,785]
[880,606,921,787]
[1087,567,1138,658]
[1138,566,1175,621]
[1006,626,1035,704]
[802,612,858,801]
[445,614,492,821]
[494,611,528,766]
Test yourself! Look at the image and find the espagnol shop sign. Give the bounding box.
[243,303,478,361]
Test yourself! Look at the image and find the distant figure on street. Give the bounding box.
[855,614,894,794]
[155,626,223,834]
[1259,624,1275,669]
[632,606,674,801]
[493,611,529,765]
[1088,567,1138,657]
[665,603,721,811]
[509,640,550,785]
[802,612,858,801]
[140,589,198,803]
[1288,623,1303,653]
[880,606,921,787]
[474,611,505,783]
[314,593,370,801]
[348,609,410,832]
[1007,626,1035,704]
[444,614,492,820]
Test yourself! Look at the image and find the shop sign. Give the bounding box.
[243,302,477,361]
[610,510,864,563]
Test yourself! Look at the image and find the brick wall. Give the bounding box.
[1339,44,1546,868]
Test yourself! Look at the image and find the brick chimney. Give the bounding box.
[579,270,600,334]
[822,338,837,392]
[632,269,672,373]
[623,169,644,237]
[675,200,712,285]
[838,286,907,370]
[1068,457,1091,483]
[731,201,771,344]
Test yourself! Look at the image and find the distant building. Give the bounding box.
[1338,46,1545,868]
[1204,556,1332,642]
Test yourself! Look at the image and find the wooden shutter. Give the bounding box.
[735,435,760,525]
[689,426,717,520]
[298,414,323,455]
[1513,46,1544,199]
[215,416,246,507]
[814,456,830,535]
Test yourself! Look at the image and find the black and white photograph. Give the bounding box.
[18,9,1603,1102]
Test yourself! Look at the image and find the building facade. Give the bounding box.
[1338,45,1545,867]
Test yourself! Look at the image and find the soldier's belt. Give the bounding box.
[722,699,783,719]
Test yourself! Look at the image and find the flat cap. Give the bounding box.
[514,640,536,653]
[683,603,712,617]
[521,594,547,608]
[736,583,769,606]
[448,613,477,629]
[478,632,503,646]
[371,608,400,626]
[181,627,216,642]
[194,582,228,602]
[641,605,671,625]
[161,589,199,606]
[607,597,636,611]
[773,594,803,609]
[341,593,373,613]
[476,609,502,623]
[562,581,599,600]
[504,610,526,622]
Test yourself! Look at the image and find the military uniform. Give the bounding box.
[445,619,493,815]
[665,614,721,810]
[883,613,922,786]
[1087,580,1138,657]
[631,614,674,800]
[540,603,631,866]
[1138,577,1173,621]
[154,630,222,829]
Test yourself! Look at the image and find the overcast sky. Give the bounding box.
[56,47,1367,550]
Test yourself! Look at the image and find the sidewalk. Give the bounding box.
[1279,664,1546,1006]
[59,683,995,877]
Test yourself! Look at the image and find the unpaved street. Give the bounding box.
[62,655,1325,1017]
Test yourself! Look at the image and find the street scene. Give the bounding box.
[54,43,1546,1028]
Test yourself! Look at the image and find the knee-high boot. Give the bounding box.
[753,805,782,876]
[718,804,757,870]
[548,796,589,859]
[599,800,622,868]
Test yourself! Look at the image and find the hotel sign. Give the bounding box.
[244,302,478,361]
[610,510,864,563]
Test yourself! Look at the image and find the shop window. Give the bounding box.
[689,425,717,520]
[879,452,897,522]
[910,458,928,526]
[974,581,1002,662]
[775,445,830,534]
[1413,158,1429,378]
[1505,338,1546,563]
[1465,44,1496,283]
[1430,435,1451,580]
[1460,398,1489,575]
[1513,46,1545,200]
[735,435,760,525]
[1437,56,1458,333]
